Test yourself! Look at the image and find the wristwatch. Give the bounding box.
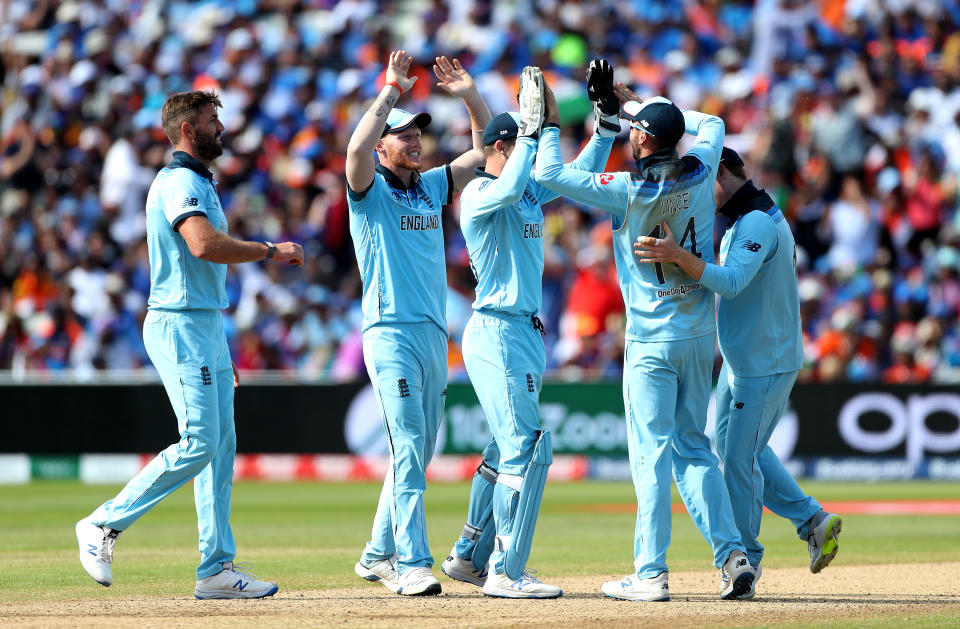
[264,241,275,259]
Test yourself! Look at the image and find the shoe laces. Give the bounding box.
[101,529,120,564]
[228,562,262,581]
[404,566,433,582]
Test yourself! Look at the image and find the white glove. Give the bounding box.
[517,66,545,138]
[594,102,621,138]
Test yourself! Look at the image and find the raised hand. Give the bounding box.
[613,81,642,106]
[517,66,545,137]
[433,56,477,99]
[386,50,418,93]
[544,80,560,125]
[586,59,618,116]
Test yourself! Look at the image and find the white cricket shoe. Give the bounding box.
[440,549,487,587]
[194,561,278,599]
[355,556,401,593]
[722,562,761,600]
[600,572,669,602]
[809,512,842,573]
[483,569,562,599]
[720,550,755,600]
[76,518,121,587]
[398,566,442,596]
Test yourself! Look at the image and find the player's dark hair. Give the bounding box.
[161,90,223,145]
[723,161,747,180]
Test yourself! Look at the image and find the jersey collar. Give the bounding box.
[718,180,777,224]
[376,163,420,191]
[168,150,214,180]
[634,147,678,174]
[474,167,497,180]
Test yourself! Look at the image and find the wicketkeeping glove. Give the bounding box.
[587,59,621,137]
[517,66,545,138]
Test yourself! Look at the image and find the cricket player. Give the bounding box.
[634,147,843,598]
[439,65,617,598]
[346,50,491,596]
[75,90,304,598]
[533,79,754,601]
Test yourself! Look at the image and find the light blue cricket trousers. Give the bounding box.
[360,322,447,574]
[459,310,545,574]
[624,334,745,577]
[715,364,822,566]
[90,309,236,580]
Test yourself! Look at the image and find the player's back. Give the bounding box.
[612,151,717,342]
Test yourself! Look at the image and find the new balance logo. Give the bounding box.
[398,377,410,398]
[734,402,744,409]
[182,197,199,208]
[200,366,212,385]
[526,373,535,393]
[233,579,248,591]
[87,543,97,556]
[742,241,762,252]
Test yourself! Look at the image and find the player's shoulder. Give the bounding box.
[739,209,777,231]
[162,166,207,193]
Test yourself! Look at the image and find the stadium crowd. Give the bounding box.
[2,0,960,383]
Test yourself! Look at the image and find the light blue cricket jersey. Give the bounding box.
[145,151,228,311]
[534,112,723,342]
[699,189,804,377]
[461,131,614,315]
[348,163,452,335]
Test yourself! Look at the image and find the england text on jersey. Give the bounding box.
[399,215,440,231]
[523,223,543,239]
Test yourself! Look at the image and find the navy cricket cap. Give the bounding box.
[620,97,685,147]
[381,108,431,137]
[720,146,744,167]
[482,112,521,146]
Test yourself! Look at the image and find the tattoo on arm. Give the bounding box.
[373,94,398,119]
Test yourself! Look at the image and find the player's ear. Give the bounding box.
[180,120,193,143]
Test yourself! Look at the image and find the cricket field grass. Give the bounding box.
[1,480,958,628]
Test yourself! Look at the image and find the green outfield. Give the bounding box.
[2,479,959,605]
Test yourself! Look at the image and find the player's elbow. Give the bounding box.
[188,239,214,261]
[533,165,560,185]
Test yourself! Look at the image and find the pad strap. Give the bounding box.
[462,522,484,541]
[477,460,498,485]
[498,473,524,492]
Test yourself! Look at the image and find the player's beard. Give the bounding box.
[631,137,642,161]
[383,144,423,172]
[195,128,223,162]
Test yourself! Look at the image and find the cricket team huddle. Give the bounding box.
[75,50,842,602]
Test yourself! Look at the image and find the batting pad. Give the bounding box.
[502,430,553,580]
[461,460,497,570]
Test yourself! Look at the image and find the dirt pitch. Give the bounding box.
[3,562,958,628]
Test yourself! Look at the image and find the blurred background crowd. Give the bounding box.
[2,0,960,383]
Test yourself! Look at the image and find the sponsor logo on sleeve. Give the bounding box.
[598,173,615,186]
[182,197,199,208]
[743,240,762,252]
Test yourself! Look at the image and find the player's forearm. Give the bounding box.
[489,137,537,207]
[191,230,271,264]
[683,111,724,155]
[672,249,707,283]
[345,86,400,187]
[567,133,615,174]
[698,262,751,299]
[461,91,492,152]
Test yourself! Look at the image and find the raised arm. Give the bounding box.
[345,50,417,194]
[435,56,492,194]
[533,125,628,220]
[682,110,725,171]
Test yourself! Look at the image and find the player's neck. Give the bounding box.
[380,161,416,188]
[173,144,211,169]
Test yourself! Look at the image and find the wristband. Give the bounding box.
[385,81,403,94]
[264,241,275,259]
[542,122,560,130]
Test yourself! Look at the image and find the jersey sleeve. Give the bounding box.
[163,170,212,228]
[530,132,614,205]
[533,126,628,221]
[681,110,725,174]
[419,164,454,207]
[462,137,537,225]
[699,211,779,299]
